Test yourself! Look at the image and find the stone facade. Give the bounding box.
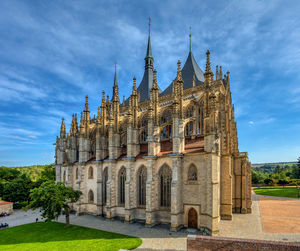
[54,22,252,235]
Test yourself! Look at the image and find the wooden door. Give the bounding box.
[188,208,198,228]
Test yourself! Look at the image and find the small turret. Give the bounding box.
[216,66,219,80]
[219,66,223,80]
[60,118,66,139]
[204,50,214,83]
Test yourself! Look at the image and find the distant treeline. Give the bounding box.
[252,159,300,186]
[0,164,55,208]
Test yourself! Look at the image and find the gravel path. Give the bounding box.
[2,193,299,250]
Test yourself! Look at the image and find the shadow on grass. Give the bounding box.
[0,221,139,246]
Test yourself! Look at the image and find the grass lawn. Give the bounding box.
[254,187,300,198]
[0,221,142,251]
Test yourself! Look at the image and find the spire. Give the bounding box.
[60,117,66,139]
[132,77,137,95]
[101,91,106,107]
[204,50,213,83]
[219,66,223,80]
[74,113,78,133]
[114,63,117,87]
[145,17,153,69]
[84,95,90,122]
[189,26,192,53]
[153,69,158,89]
[112,64,119,101]
[176,60,183,82]
[216,65,219,80]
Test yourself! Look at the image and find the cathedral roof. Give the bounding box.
[160,51,205,96]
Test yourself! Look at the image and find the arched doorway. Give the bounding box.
[188,208,198,229]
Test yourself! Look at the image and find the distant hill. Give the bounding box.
[252,162,297,168]
[0,164,54,181]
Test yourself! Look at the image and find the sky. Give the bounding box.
[0,0,300,166]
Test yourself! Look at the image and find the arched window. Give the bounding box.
[88,166,93,179]
[160,109,172,124]
[188,165,198,181]
[140,129,148,143]
[185,121,193,137]
[119,167,126,205]
[138,166,147,206]
[102,168,108,205]
[160,109,172,140]
[88,190,94,203]
[160,124,172,140]
[185,106,194,119]
[76,168,79,180]
[63,170,66,183]
[159,164,172,208]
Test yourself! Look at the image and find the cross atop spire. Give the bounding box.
[145,17,153,69]
[189,26,192,53]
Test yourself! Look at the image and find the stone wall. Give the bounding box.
[187,235,300,251]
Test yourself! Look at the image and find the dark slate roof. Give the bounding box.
[160,52,205,96]
[137,68,153,102]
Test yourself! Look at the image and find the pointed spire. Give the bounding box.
[204,50,213,83]
[152,69,158,89]
[112,64,119,101]
[176,60,183,82]
[84,95,89,112]
[60,117,66,139]
[216,65,219,80]
[106,94,109,105]
[114,63,117,87]
[74,113,78,134]
[101,91,106,107]
[133,77,137,92]
[189,26,192,53]
[145,17,153,69]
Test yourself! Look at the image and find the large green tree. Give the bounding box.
[28,181,82,226]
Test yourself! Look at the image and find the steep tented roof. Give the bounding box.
[160,51,204,96]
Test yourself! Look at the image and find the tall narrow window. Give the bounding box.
[119,167,126,205]
[102,168,108,205]
[88,190,94,203]
[159,165,172,208]
[138,166,147,206]
[88,166,93,179]
[185,121,193,136]
[188,165,198,181]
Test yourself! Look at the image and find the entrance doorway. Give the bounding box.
[188,207,197,228]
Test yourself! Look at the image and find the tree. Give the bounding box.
[264,178,273,186]
[278,179,289,188]
[28,181,82,226]
[2,174,33,207]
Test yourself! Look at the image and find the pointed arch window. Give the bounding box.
[185,121,193,137]
[119,167,126,205]
[185,106,194,119]
[88,166,94,179]
[138,166,147,206]
[159,165,172,208]
[188,165,198,181]
[88,189,94,203]
[103,168,108,205]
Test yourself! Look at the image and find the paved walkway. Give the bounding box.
[2,194,300,250]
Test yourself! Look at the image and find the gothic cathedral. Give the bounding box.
[55,21,252,235]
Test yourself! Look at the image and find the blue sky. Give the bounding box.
[0,0,300,166]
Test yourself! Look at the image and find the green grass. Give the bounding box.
[0,221,142,251]
[254,187,300,198]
